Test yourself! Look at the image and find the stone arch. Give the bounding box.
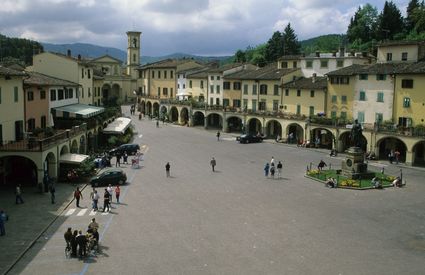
[146,101,152,116]
[338,131,367,152]
[227,116,243,133]
[140,100,146,113]
[60,145,69,155]
[286,123,304,144]
[71,140,79,153]
[44,152,56,179]
[247,118,262,134]
[160,106,168,118]
[0,155,38,186]
[112,83,120,98]
[153,102,160,117]
[310,127,335,149]
[180,107,189,125]
[377,137,407,162]
[169,106,179,122]
[102,83,111,101]
[193,111,205,126]
[266,120,282,138]
[206,113,223,129]
[412,140,425,167]
[79,135,86,154]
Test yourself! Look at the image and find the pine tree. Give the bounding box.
[376,1,404,40]
[264,31,284,62]
[282,23,301,55]
[405,0,421,32]
[347,4,379,43]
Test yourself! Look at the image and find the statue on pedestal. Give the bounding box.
[350,119,363,148]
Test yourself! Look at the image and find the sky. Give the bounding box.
[0,0,410,56]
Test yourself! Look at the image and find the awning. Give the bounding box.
[51,104,104,119]
[102,117,132,134]
[60,153,89,164]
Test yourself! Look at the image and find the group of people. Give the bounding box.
[115,151,129,167]
[264,157,283,178]
[73,185,121,212]
[388,149,401,164]
[64,218,100,259]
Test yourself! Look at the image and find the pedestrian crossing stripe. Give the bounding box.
[76,209,87,216]
[64,208,76,216]
[63,208,110,217]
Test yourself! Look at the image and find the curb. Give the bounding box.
[2,183,88,275]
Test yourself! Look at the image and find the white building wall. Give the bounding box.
[48,85,79,126]
[176,73,187,100]
[207,73,223,105]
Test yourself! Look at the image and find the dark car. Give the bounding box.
[90,168,127,187]
[236,134,263,144]
[109,143,140,156]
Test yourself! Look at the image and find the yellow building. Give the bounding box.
[282,76,327,117]
[0,66,26,143]
[377,41,425,63]
[185,67,210,102]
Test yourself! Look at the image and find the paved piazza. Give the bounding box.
[6,108,425,275]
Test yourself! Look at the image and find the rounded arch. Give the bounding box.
[139,100,146,113]
[79,135,86,154]
[266,120,282,138]
[160,105,168,117]
[247,118,262,135]
[101,83,111,101]
[146,101,152,116]
[413,140,425,167]
[71,140,79,153]
[60,145,69,155]
[338,131,367,152]
[169,106,179,122]
[193,111,205,126]
[44,152,56,179]
[153,102,160,117]
[180,107,189,125]
[377,137,407,162]
[227,116,243,133]
[206,113,223,129]
[0,155,38,186]
[286,123,304,144]
[310,127,335,149]
[111,83,120,98]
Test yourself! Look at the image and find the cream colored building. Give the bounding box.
[377,41,425,63]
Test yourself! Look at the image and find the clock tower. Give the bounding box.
[126,31,142,78]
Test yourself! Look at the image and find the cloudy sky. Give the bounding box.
[0,0,409,56]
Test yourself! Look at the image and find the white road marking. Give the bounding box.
[89,209,97,216]
[368,162,388,168]
[64,208,76,216]
[77,209,87,216]
[138,134,143,138]
[101,211,109,215]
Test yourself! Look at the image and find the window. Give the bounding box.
[68,88,73,98]
[358,112,365,123]
[233,82,241,90]
[341,95,347,104]
[273,100,279,111]
[320,60,328,68]
[217,76,220,80]
[293,61,297,68]
[332,95,337,103]
[310,90,315,97]
[27,91,34,101]
[331,111,337,119]
[14,87,18,102]
[403,97,411,108]
[377,92,384,102]
[260,84,267,95]
[375,113,383,124]
[259,101,266,111]
[399,117,412,127]
[297,90,301,97]
[340,111,347,120]
[177,84,180,89]
[210,76,214,80]
[285,89,289,96]
[50,89,56,101]
[309,106,314,116]
[189,80,192,88]
[223,82,230,90]
[88,69,91,79]
[210,85,214,94]
[401,79,413,88]
[216,85,220,94]
[243,84,248,95]
[170,88,174,97]
[359,74,368,80]
[58,89,64,100]
[330,77,349,85]
[337,60,344,68]
[274,85,279,96]
[376,74,386,81]
[41,116,46,128]
[158,71,161,79]
[157,87,160,97]
[281,61,288,68]
[170,71,173,78]
[210,98,214,105]
[223,99,229,107]
[233,99,241,107]
[243,99,248,109]
[386,53,392,61]
[183,84,186,89]
[81,68,84,78]
[359,91,366,101]
[163,88,168,96]
[252,84,257,95]
[27,118,35,132]
[306,61,313,68]
[252,99,257,112]
[401,52,408,61]
[200,81,204,89]
[216,98,220,105]
[164,71,167,79]
[296,104,301,115]
[152,71,155,78]
[133,54,136,62]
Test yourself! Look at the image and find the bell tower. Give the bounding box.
[126,31,142,78]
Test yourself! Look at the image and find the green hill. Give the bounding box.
[300,34,348,54]
[0,34,43,65]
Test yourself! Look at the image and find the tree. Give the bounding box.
[376,1,404,41]
[347,4,379,43]
[282,23,301,55]
[264,31,284,62]
[405,0,421,33]
[411,2,425,33]
[234,49,246,63]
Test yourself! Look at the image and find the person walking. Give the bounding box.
[277,161,283,178]
[116,154,121,167]
[71,230,78,257]
[216,131,220,141]
[270,164,275,178]
[165,162,171,177]
[107,184,113,208]
[0,210,8,236]
[264,163,270,177]
[394,149,400,164]
[76,230,87,258]
[15,184,24,204]
[92,190,99,211]
[270,156,275,166]
[49,182,56,204]
[123,152,128,164]
[64,227,72,248]
[103,188,110,212]
[74,187,83,208]
[115,185,121,203]
[210,157,216,172]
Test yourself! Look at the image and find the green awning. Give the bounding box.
[51,104,104,119]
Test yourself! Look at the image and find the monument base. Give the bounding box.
[342,147,375,180]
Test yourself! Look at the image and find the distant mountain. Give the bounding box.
[300,34,349,54]
[41,42,231,65]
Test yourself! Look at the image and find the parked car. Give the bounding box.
[109,143,140,156]
[236,134,263,144]
[90,168,127,187]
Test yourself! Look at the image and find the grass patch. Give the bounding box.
[306,169,395,189]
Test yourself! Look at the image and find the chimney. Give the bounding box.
[315,51,320,58]
[339,47,345,57]
[77,54,81,61]
[67,49,71,57]
[312,73,317,83]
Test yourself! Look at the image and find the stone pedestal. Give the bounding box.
[342,147,375,179]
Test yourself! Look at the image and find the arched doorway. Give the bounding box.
[79,136,86,154]
[146,102,152,116]
[180,107,189,125]
[266,120,282,138]
[338,131,367,152]
[247,118,262,134]
[193,111,205,126]
[71,140,79,153]
[153,102,160,118]
[139,101,146,114]
[310,128,335,149]
[413,141,425,167]
[102,84,111,101]
[286,123,304,144]
[160,106,168,120]
[60,145,69,155]
[44,152,56,179]
[207,113,223,129]
[377,137,407,162]
[170,107,179,122]
[0,156,38,186]
[111,83,120,98]
[227,116,243,133]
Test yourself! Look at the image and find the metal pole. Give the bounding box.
[400,168,403,181]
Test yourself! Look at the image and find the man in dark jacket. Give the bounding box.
[76,230,87,258]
